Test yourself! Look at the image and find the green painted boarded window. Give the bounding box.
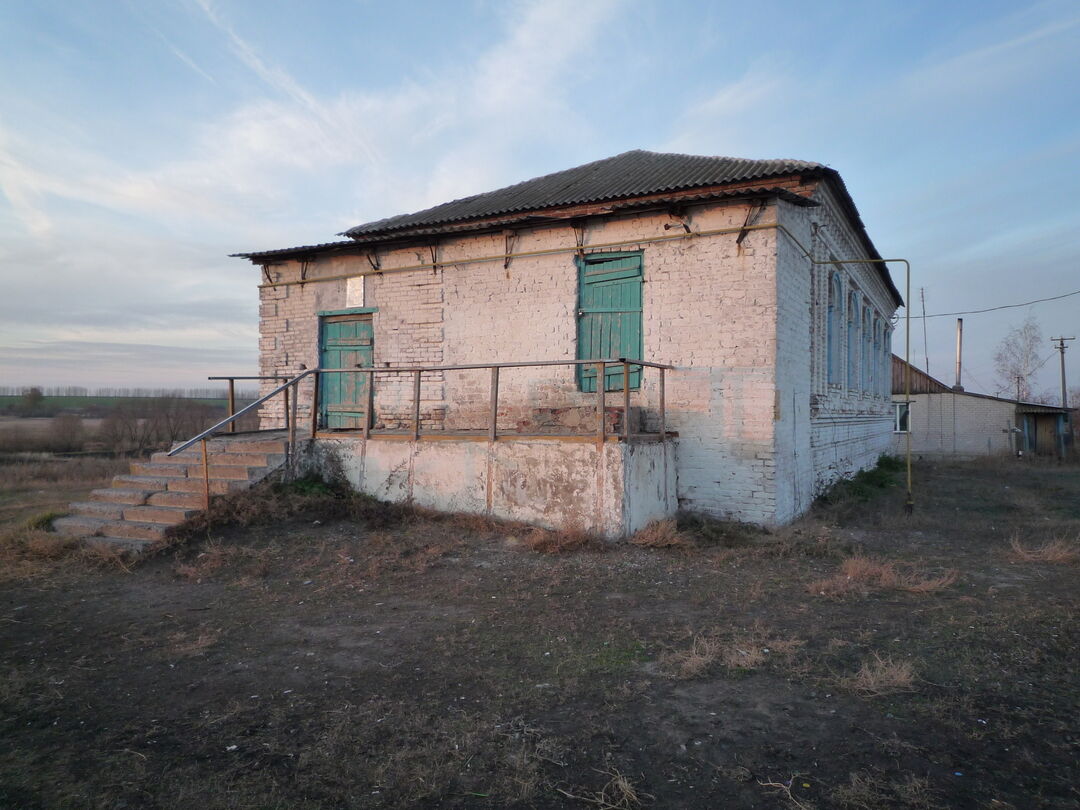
[576,251,643,392]
[319,314,373,429]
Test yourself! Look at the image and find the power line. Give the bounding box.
[908,288,1080,320]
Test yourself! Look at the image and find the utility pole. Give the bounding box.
[1016,376,1023,402]
[1050,336,1074,408]
[1051,336,1075,460]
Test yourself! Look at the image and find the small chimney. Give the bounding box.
[953,318,965,391]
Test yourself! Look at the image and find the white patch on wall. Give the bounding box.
[346,276,365,307]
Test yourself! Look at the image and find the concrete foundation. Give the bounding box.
[313,437,677,538]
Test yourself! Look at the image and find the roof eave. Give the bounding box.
[233,185,816,264]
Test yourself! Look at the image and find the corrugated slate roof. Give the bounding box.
[342,150,824,237]
[234,148,902,307]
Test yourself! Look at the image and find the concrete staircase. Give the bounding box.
[53,433,291,554]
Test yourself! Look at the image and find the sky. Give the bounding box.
[1,0,1078,399]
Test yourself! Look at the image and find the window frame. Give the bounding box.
[893,402,910,433]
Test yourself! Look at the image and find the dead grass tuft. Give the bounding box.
[897,569,958,593]
[1007,534,1079,565]
[831,771,943,809]
[809,555,957,599]
[168,628,222,657]
[629,519,694,549]
[557,767,651,809]
[24,532,77,559]
[522,521,603,554]
[662,626,805,679]
[178,476,410,535]
[78,541,134,572]
[842,653,917,697]
[174,540,275,583]
[0,524,80,580]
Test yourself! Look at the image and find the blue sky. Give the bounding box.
[1,0,1078,398]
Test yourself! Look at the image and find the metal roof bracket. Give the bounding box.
[736,200,768,249]
[664,207,692,234]
[503,230,517,277]
[428,242,439,275]
[367,250,381,274]
[572,221,586,260]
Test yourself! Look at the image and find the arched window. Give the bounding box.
[862,307,872,391]
[847,292,859,389]
[883,327,892,397]
[872,316,882,396]
[827,274,843,384]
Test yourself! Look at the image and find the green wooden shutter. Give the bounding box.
[576,252,643,392]
[319,315,374,429]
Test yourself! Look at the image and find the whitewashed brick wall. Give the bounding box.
[893,393,1016,456]
[254,187,899,525]
[778,186,896,509]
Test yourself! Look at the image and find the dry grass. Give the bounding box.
[629,519,694,549]
[168,628,222,657]
[1007,534,1079,565]
[808,555,957,599]
[831,771,943,809]
[522,521,603,554]
[78,541,135,571]
[0,456,128,487]
[662,626,805,679]
[557,767,651,809]
[842,653,917,697]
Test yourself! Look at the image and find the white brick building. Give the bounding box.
[891,356,1071,457]
[236,151,902,531]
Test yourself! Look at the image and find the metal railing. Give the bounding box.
[168,357,673,507]
[311,357,673,443]
[207,375,286,433]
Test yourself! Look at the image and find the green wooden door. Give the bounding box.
[319,315,373,429]
[577,252,643,392]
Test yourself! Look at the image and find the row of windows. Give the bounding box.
[826,272,890,397]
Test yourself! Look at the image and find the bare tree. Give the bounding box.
[50,414,85,452]
[994,316,1043,401]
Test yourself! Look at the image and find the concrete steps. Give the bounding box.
[53,434,291,555]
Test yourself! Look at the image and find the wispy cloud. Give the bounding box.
[0,0,623,386]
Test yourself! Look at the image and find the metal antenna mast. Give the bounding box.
[920,288,930,375]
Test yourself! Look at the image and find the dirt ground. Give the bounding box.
[1,458,1078,809]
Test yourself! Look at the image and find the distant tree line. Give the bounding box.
[0,385,257,399]
[0,396,260,456]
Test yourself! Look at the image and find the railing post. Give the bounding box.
[227,379,236,434]
[363,370,374,440]
[622,361,631,440]
[201,438,210,512]
[288,380,299,470]
[412,370,422,440]
[659,367,666,441]
[310,372,320,437]
[282,383,290,434]
[489,366,500,442]
[596,362,606,445]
